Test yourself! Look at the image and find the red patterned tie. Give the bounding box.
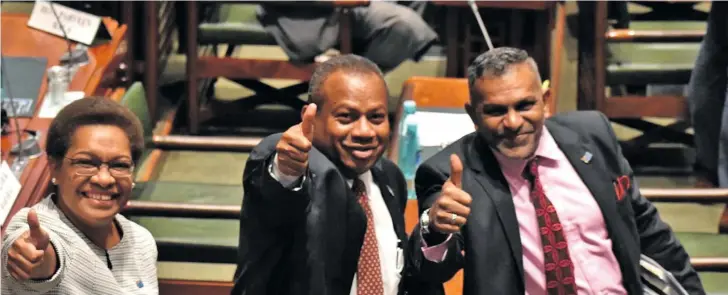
[352,178,384,295]
[525,158,577,295]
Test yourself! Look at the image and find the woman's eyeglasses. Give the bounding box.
[65,157,135,178]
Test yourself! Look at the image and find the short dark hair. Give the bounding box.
[46,97,145,163]
[467,47,540,101]
[308,54,386,107]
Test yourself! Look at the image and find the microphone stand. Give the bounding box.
[49,2,89,76]
[467,0,494,50]
[2,1,78,178]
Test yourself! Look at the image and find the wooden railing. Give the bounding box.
[124,187,728,272]
[606,29,704,43]
[127,188,728,220]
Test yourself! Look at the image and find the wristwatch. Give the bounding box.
[421,209,431,234]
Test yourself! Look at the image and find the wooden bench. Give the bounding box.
[182,1,368,135]
[576,1,706,169]
[431,1,557,80]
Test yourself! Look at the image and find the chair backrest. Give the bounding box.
[400,76,557,114]
[121,82,153,136]
[120,82,154,168]
[401,77,470,109]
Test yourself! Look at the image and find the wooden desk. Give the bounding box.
[1,13,127,230]
[431,1,554,79]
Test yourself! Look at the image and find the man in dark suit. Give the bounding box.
[257,1,437,73]
[408,47,705,295]
[232,54,441,295]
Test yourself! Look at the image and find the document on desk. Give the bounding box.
[414,111,475,147]
[38,91,85,118]
[0,160,22,226]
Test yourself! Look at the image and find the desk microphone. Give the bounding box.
[467,0,494,50]
[48,2,89,80]
[1,1,76,178]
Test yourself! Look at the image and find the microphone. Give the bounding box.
[1,1,75,178]
[48,2,88,81]
[467,0,494,50]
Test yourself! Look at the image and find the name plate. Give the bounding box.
[0,161,21,226]
[27,1,111,46]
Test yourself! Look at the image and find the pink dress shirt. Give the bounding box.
[423,128,627,295]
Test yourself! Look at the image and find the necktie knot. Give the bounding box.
[523,156,541,183]
[352,178,367,199]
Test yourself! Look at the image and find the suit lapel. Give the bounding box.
[371,162,407,243]
[466,136,524,284]
[308,150,363,289]
[545,121,623,232]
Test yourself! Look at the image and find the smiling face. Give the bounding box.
[50,125,134,229]
[312,70,390,178]
[465,61,551,160]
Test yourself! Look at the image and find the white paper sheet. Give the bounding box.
[0,160,22,226]
[413,111,475,147]
[37,91,85,118]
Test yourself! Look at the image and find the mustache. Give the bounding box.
[497,129,534,139]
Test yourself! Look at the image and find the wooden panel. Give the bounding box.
[603,95,687,119]
[400,76,557,114]
[152,135,262,151]
[196,57,317,80]
[606,29,704,42]
[402,77,470,109]
[160,280,232,295]
[432,1,550,10]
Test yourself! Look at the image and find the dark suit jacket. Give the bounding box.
[232,133,443,295]
[408,111,704,295]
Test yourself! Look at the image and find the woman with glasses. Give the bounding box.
[2,97,158,294]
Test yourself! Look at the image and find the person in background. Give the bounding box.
[687,2,728,188]
[408,47,704,294]
[2,97,158,294]
[232,54,442,295]
[257,1,438,73]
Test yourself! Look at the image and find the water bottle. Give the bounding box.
[47,65,70,105]
[398,101,421,200]
[398,100,417,161]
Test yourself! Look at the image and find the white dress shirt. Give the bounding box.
[270,155,403,295]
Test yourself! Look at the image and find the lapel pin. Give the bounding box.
[136,280,144,288]
[387,185,395,196]
[581,151,593,164]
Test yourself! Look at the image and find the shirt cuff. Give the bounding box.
[269,153,305,191]
[420,230,453,263]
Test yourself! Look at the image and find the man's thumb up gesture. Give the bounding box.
[7,209,57,281]
[428,154,473,234]
[276,103,317,177]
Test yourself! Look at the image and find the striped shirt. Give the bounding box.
[2,196,158,294]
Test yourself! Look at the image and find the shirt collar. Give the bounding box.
[347,170,373,187]
[491,126,560,178]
